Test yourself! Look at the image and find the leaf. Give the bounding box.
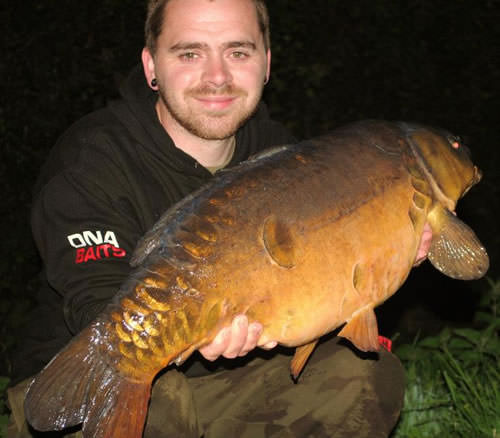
[483,337,500,356]
[475,311,497,324]
[418,336,441,349]
[458,351,486,364]
[0,414,8,438]
[447,337,474,351]
[0,377,9,392]
[439,327,453,344]
[453,328,483,345]
[395,344,420,361]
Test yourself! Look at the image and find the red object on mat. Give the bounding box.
[378,336,392,352]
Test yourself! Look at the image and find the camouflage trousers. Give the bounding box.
[8,337,404,438]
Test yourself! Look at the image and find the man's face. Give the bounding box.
[143,0,270,140]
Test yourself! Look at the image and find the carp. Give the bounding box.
[24,120,488,438]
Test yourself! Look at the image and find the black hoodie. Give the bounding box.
[13,65,295,382]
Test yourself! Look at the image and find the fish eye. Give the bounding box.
[447,135,461,149]
[447,134,471,157]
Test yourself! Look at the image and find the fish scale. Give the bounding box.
[24,120,489,438]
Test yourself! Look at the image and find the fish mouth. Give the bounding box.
[474,165,482,183]
[461,165,482,198]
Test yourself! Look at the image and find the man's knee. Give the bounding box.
[294,338,405,437]
[371,347,406,423]
[144,369,200,438]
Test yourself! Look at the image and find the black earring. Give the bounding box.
[151,78,158,88]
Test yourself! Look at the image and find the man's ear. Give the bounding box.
[141,48,158,90]
[265,49,271,84]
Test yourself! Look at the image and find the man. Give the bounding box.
[9,0,432,437]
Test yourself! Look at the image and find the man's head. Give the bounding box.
[145,0,270,56]
[141,0,271,141]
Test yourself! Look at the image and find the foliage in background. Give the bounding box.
[0,377,8,438]
[1,1,499,436]
[392,277,500,438]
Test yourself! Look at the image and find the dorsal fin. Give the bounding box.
[248,145,290,162]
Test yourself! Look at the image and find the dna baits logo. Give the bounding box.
[67,230,126,264]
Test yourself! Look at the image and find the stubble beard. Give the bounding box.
[158,83,263,140]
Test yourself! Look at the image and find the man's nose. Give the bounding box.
[202,55,232,87]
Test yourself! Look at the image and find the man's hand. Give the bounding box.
[414,222,433,266]
[199,315,277,361]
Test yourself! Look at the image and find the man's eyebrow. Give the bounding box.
[169,42,208,52]
[169,41,257,52]
[223,41,257,50]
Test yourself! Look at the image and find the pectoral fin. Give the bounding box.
[427,206,489,280]
[290,340,318,380]
[263,216,296,269]
[338,307,379,352]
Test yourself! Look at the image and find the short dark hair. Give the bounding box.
[145,0,270,55]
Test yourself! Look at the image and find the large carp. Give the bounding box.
[25,120,488,437]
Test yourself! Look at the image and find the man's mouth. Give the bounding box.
[194,95,238,111]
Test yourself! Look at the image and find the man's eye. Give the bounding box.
[231,51,248,59]
[180,52,198,60]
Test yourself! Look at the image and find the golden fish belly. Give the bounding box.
[223,175,420,347]
[179,147,425,349]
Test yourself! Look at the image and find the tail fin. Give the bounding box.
[24,322,151,438]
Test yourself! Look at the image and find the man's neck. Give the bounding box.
[156,101,236,169]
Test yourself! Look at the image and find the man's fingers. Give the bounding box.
[260,340,278,350]
[414,222,433,265]
[198,315,277,361]
[199,326,231,361]
[238,322,263,356]
[222,315,249,358]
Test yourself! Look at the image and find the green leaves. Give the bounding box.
[392,277,500,437]
[440,348,500,437]
[0,377,10,438]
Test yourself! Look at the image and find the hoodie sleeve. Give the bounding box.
[31,128,145,335]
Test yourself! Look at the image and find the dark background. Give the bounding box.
[1,1,499,376]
